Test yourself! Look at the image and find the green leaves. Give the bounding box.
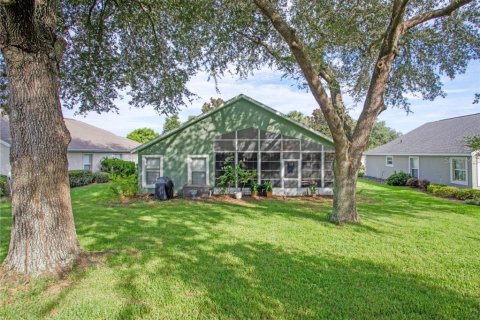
[127,128,160,144]
[162,113,181,134]
[465,135,480,152]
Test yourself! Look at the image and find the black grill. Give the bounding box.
[155,177,174,200]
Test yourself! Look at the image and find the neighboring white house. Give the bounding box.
[0,115,140,176]
[364,113,480,189]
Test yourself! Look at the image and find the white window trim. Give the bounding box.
[450,157,468,186]
[187,155,209,186]
[83,153,93,171]
[408,156,420,178]
[142,155,163,188]
[386,155,394,167]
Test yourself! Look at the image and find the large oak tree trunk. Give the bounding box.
[2,45,81,276]
[329,150,361,224]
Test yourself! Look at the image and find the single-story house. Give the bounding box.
[0,115,139,175]
[364,113,480,189]
[132,94,335,196]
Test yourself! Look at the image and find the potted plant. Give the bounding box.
[263,181,273,197]
[308,183,317,197]
[250,181,259,197]
[236,166,257,200]
[216,157,257,200]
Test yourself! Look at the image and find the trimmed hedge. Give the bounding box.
[432,186,459,198]
[93,172,110,183]
[69,170,94,188]
[457,188,480,200]
[0,174,8,197]
[426,184,444,194]
[386,172,411,186]
[426,183,480,203]
[100,158,136,177]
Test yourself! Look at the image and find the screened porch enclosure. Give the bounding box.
[214,128,334,193]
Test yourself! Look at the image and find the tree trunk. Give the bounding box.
[2,46,81,276]
[329,151,361,224]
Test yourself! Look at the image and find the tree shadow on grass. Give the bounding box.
[69,195,478,319]
[2,182,480,319]
[112,238,480,319]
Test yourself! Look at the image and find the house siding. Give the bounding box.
[138,97,334,195]
[365,154,474,188]
[365,155,409,179]
[1,146,136,175]
[0,143,10,176]
[68,152,137,171]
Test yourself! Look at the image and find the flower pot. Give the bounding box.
[251,191,258,197]
[234,191,242,199]
[266,191,273,198]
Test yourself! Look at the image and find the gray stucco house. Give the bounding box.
[0,115,139,176]
[364,113,480,189]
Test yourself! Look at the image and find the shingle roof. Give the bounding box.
[365,113,480,155]
[0,115,139,152]
[132,94,334,153]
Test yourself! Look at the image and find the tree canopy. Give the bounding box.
[287,110,401,149]
[163,114,181,133]
[466,136,480,152]
[127,128,160,144]
[367,121,401,150]
[201,97,225,113]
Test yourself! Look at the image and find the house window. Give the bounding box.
[409,157,419,178]
[386,156,394,167]
[188,155,209,185]
[83,154,93,171]
[450,158,467,185]
[142,155,163,187]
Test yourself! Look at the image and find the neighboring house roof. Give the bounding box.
[365,113,480,156]
[132,94,334,153]
[0,115,139,152]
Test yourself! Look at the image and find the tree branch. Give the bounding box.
[132,0,160,43]
[0,0,15,5]
[252,0,346,144]
[235,30,287,61]
[351,0,409,158]
[403,0,474,30]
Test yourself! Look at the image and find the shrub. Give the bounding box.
[69,170,94,188]
[432,186,459,198]
[386,172,410,186]
[456,188,480,200]
[426,184,445,194]
[110,174,139,198]
[100,158,136,177]
[405,177,418,188]
[465,197,480,206]
[418,179,430,190]
[357,165,365,178]
[0,174,8,197]
[93,172,110,183]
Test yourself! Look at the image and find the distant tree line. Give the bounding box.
[287,110,401,150]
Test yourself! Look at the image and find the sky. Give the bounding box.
[62,61,480,137]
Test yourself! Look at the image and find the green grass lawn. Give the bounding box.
[0,180,479,319]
